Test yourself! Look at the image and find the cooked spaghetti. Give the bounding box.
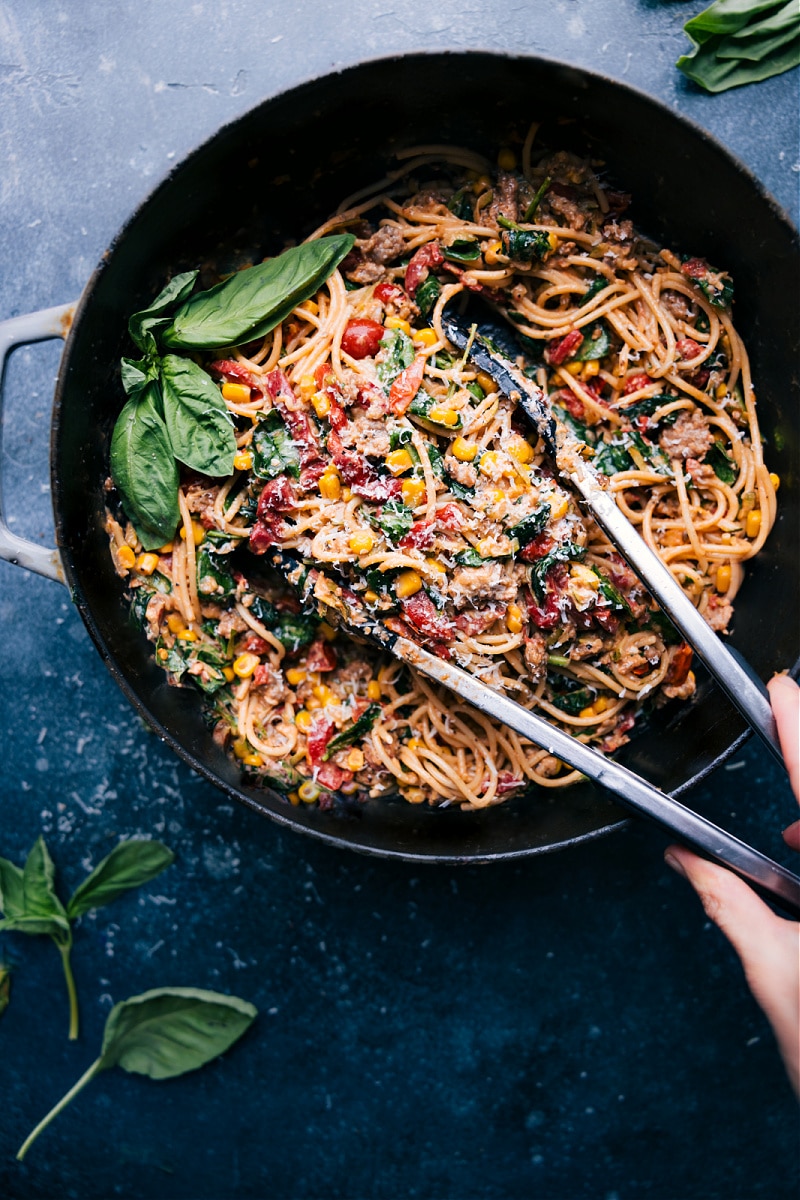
[107,139,777,810]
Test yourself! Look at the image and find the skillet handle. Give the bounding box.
[0,303,77,585]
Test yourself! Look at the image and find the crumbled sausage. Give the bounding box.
[658,410,714,461]
[523,634,548,681]
[487,171,519,227]
[444,454,478,488]
[339,410,391,458]
[704,595,733,633]
[450,562,518,610]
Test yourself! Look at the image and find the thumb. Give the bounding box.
[666,845,800,1094]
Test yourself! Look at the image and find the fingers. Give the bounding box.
[666,845,800,1095]
[768,675,800,803]
[783,820,800,852]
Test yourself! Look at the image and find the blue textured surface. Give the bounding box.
[1,3,798,1197]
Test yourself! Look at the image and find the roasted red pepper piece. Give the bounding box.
[398,520,435,551]
[547,330,584,365]
[265,369,322,467]
[306,715,335,765]
[519,533,555,563]
[665,642,693,686]
[208,359,264,397]
[400,591,454,642]
[305,638,338,673]
[389,353,426,414]
[404,242,443,296]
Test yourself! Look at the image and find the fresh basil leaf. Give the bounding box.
[509,503,551,547]
[579,277,609,307]
[129,272,198,353]
[409,392,463,432]
[574,323,611,362]
[162,236,354,350]
[649,608,683,646]
[704,439,737,484]
[160,642,189,680]
[677,0,800,92]
[442,238,481,263]
[592,568,632,614]
[160,356,236,476]
[99,987,257,1078]
[375,499,413,544]
[447,189,474,221]
[248,595,279,626]
[425,444,475,500]
[66,840,174,921]
[259,762,304,791]
[0,855,26,919]
[415,275,442,320]
[111,383,180,550]
[594,439,633,477]
[23,837,67,921]
[0,914,70,938]
[377,328,415,386]
[252,409,301,480]
[196,542,236,599]
[121,355,160,401]
[322,705,382,761]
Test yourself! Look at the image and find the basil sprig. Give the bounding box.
[0,837,173,1040]
[17,987,257,1161]
[677,0,800,93]
[162,233,355,350]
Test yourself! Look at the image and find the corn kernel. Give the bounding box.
[497,147,517,171]
[386,448,414,475]
[715,564,732,593]
[222,666,235,683]
[233,652,260,678]
[428,406,460,426]
[570,563,600,589]
[367,680,382,701]
[305,696,322,710]
[479,451,501,477]
[298,781,321,803]
[297,374,316,400]
[167,613,185,634]
[490,489,505,505]
[117,544,136,569]
[289,791,301,806]
[295,710,313,732]
[547,232,558,251]
[157,647,168,661]
[319,472,341,501]
[594,696,610,715]
[507,435,533,463]
[159,542,174,554]
[319,621,338,642]
[565,361,583,376]
[221,382,251,403]
[407,738,421,752]
[745,509,762,539]
[286,667,306,686]
[233,451,253,471]
[349,531,374,555]
[484,240,503,266]
[582,360,600,378]
[452,436,478,461]
[311,391,331,418]
[475,371,497,395]
[303,299,319,316]
[769,472,780,490]
[364,589,379,604]
[242,752,263,767]
[342,486,352,501]
[232,738,250,759]
[136,552,159,575]
[472,174,492,195]
[396,570,422,599]
[579,704,597,720]
[413,327,438,347]
[716,382,728,399]
[401,478,426,506]
[506,603,524,634]
[404,787,427,804]
[425,557,446,573]
[549,494,569,521]
[177,629,198,642]
[385,316,412,336]
[312,685,333,706]
[180,520,206,545]
[347,748,365,772]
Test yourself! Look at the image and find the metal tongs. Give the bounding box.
[440,304,784,766]
[269,551,800,919]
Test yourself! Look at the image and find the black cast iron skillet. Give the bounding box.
[1,52,797,862]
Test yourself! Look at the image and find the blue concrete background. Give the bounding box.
[0,2,798,1197]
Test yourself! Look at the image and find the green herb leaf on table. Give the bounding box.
[677,0,800,92]
[16,987,257,1162]
[161,235,355,350]
[66,840,176,921]
[0,837,173,1041]
[160,355,237,476]
[110,383,181,551]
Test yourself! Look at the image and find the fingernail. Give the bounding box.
[664,852,687,879]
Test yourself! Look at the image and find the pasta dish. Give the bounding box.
[105,136,777,810]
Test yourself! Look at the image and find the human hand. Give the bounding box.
[665,674,800,1095]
